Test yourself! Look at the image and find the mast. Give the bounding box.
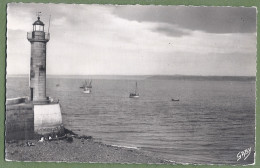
[85,80,88,88]
[135,82,138,94]
[48,15,51,33]
[89,80,92,88]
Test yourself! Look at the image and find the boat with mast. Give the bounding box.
[81,80,92,94]
[129,81,139,98]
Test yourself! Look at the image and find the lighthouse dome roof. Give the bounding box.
[33,17,44,26]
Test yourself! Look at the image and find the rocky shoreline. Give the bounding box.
[5,128,174,164]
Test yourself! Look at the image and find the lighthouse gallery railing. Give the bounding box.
[27,32,50,41]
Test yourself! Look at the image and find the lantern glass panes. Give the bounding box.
[34,25,44,31]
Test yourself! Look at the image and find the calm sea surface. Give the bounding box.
[6,76,255,164]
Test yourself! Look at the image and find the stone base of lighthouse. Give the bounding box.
[5,97,63,141]
[34,103,63,135]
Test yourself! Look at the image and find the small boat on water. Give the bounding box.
[129,82,139,98]
[81,80,92,94]
[83,87,91,94]
[171,99,179,101]
[56,84,60,87]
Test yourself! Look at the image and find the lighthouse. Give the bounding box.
[27,14,50,104]
[6,13,63,140]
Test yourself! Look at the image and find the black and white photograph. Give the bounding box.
[5,3,256,165]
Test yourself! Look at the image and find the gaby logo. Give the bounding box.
[237,147,251,161]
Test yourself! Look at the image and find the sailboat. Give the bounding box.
[81,80,92,94]
[129,82,139,98]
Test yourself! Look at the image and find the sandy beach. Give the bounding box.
[5,133,173,164]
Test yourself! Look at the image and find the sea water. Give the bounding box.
[6,76,255,164]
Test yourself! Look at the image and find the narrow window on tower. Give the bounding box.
[39,65,45,71]
[30,70,35,79]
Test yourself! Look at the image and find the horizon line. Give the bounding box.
[6,74,256,77]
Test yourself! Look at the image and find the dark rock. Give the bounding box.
[64,128,77,136]
[66,136,73,143]
[78,135,93,140]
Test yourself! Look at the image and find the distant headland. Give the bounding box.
[6,74,256,81]
[147,75,256,81]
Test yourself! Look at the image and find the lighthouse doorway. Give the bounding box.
[30,88,33,101]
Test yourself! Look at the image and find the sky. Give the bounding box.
[6,3,257,76]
